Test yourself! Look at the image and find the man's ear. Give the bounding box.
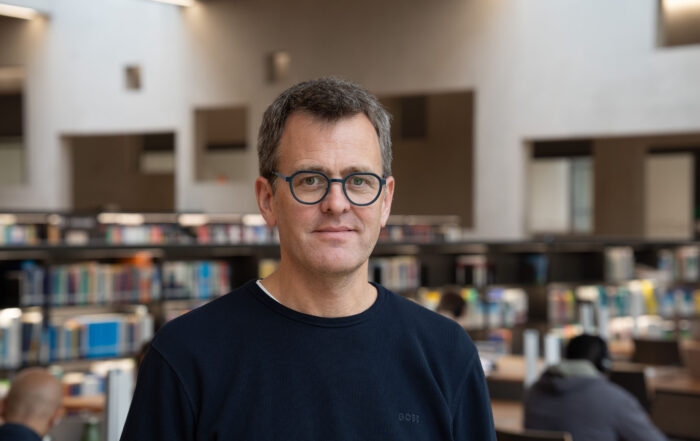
[49,406,65,428]
[255,176,277,227]
[380,176,395,228]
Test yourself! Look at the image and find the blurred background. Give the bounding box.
[1,0,700,440]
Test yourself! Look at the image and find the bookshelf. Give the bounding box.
[2,212,700,369]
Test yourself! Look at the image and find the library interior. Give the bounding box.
[1,0,700,440]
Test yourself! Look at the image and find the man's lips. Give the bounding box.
[313,226,357,238]
[313,226,356,233]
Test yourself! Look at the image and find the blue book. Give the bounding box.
[199,262,210,299]
[85,320,120,358]
[48,325,58,362]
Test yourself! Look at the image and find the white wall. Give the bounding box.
[0,0,188,210]
[180,0,700,238]
[3,0,700,239]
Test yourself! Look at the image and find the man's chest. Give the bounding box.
[191,337,454,441]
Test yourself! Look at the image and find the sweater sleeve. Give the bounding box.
[120,346,197,441]
[451,353,497,441]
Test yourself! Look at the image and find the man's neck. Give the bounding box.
[261,262,376,318]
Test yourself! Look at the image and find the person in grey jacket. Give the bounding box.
[524,334,667,441]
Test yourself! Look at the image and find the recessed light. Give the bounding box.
[0,3,38,20]
[151,0,194,7]
[663,0,700,9]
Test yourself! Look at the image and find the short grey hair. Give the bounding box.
[257,77,392,182]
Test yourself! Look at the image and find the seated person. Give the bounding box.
[524,334,667,441]
[0,368,65,441]
[436,290,466,321]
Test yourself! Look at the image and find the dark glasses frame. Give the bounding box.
[272,170,386,206]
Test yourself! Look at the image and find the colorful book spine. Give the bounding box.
[368,256,420,292]
[0,310,23,368]
[162,261,230,300]
[45,312,153,362]
[33,263,162,306]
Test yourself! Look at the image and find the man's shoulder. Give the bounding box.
[600,377,648,406]
[379,285,467,330]
[152,280,260,351]
[377,284,477,357]
[0,423,41,441]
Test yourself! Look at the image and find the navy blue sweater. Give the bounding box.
[120,280,495,440]
[0,423,41,441]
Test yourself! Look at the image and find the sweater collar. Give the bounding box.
[545,359,602,378]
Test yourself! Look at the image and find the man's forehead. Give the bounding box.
[278,112,379,151]
[274,111,382,174]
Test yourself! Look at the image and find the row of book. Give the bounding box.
[0,310,153,368]
[162,260,231,299]
[454,246,700,288]
[3,223,459,247]
[102,224,279,246]
[606,246,700,283]
[0,224,41,246]
[12,260,230,307]
[368,256,420,292]
[548,283,700,325]
[420,287,528,330]
[0,309,22,369]
[604,247,636,282]
[61,358,137,397]
[378,223,463,243]
[63,372,105,397]
[455,255,490,288]
[658,246,700,283]
[15,261,162,307]
[0,213,461,247]
[48,312,154,361]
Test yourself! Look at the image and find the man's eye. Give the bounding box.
[303,177,319,185]
[351,177,365,186]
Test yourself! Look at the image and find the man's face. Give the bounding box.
[256,111,394,277]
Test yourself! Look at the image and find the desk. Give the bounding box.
[491,399,523,431]
[63,395,105,413]
[487,355,543,383]
[488,355,700,394]
[646,366,700,439]
[647,366,700,395]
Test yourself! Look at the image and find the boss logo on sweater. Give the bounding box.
[398,412,420,423]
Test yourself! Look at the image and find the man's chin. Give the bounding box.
[307,254,366,277]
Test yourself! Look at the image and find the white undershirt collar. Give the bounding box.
[256,279,281,303]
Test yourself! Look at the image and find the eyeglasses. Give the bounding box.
[273,170,386,206]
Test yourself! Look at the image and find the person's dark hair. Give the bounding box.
[257,77,392,183]
[437,291,466,318]
[565,334,611,373]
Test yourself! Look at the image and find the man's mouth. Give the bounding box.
[313,226,357,240]
[314,226,355,233]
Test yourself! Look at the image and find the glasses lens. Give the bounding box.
[291,171,328,204]
[344,173,382,205]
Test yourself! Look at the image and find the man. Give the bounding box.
[120,78,495,440]
[524,334,667,441]
[0,368,65,441]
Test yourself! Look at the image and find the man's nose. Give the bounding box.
[320,181,351,213]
